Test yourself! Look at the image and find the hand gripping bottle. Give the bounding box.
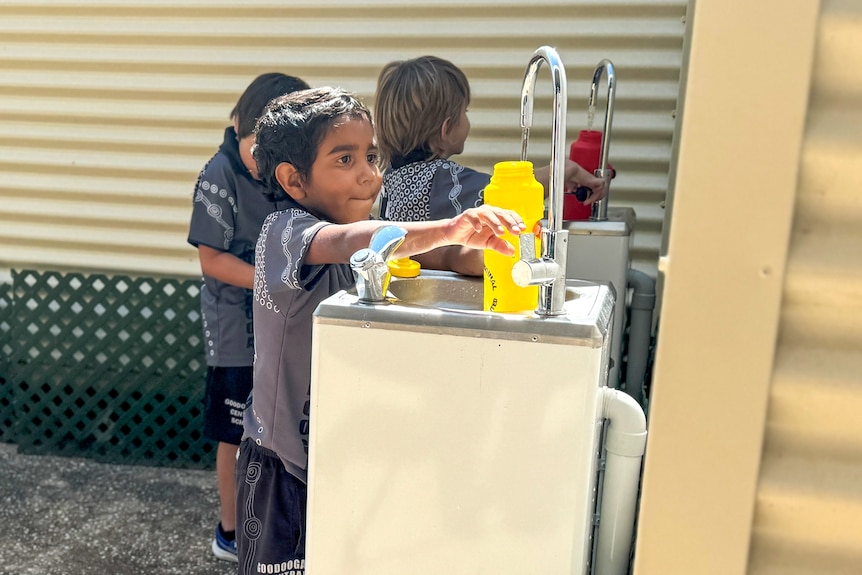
[566,130,613,220]
[483,161,543,312]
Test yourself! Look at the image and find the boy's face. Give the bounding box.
[301,117,382,224]
[238,134,259,179]
[234,117,259,179]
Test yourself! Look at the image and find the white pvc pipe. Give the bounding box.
[595,388,648,575]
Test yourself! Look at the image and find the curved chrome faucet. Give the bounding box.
[350,225,407,303]
[512,46,569,317]
[589,59,616,222]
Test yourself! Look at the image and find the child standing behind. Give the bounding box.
[374,55,607,221]
[187,72,310,563]
[236,86,527,575]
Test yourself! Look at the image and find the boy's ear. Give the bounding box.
[431,117,454,156]
[275,162,306,201]
[440,116,453,139]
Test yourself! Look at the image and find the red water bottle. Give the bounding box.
[566,130,612,220]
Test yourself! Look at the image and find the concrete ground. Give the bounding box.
[0,442,235,575]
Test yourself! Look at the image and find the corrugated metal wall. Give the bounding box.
[749,0,862,572]
[0,0,685,279]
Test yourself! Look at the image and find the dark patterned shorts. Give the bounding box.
[203,365,252,444]
[236,439,307,575]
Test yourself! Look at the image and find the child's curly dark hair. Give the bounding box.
[253,87,373,201]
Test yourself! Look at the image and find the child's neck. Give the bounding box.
[391,147,438,169]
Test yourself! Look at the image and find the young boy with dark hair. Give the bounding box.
[236,86,527,574]
[187,72,310,562]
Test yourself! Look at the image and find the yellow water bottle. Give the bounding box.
[483,161,543,312]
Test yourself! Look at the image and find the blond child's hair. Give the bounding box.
[374,56,471,166]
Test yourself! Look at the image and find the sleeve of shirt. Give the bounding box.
[428,163,490,220]
[256,208,331,296]
[187,153,239,252]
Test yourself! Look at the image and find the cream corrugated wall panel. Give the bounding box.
[749,0,862,573]
[0,0,685,278]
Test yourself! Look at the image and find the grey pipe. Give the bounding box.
[624,269,656,407]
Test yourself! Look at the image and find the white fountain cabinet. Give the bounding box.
[306,281,615,575]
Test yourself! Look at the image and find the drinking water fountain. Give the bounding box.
[564,59,651,401]
[305,47,647,575]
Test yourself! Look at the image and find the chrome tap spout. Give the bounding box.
[520,47,567,235]
[514,46,570,317]
[350,225,407,304]
[589,59,616,222]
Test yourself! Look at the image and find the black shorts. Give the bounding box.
[203,365,252,445]
[236,439,307,575]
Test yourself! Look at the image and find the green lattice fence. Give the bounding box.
[4,269,215,469]
[1,277,13,443]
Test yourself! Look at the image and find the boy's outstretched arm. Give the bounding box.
[413,246,482,277]
[534,159,608,205]
[305,205,525,266]
[198,245,255,289]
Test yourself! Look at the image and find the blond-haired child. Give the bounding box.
[374,55,606,223]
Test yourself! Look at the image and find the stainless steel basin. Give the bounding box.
[315,269,616,346]
[386,270,583,312]
[387,270,483,311]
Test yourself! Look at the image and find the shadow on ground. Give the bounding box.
[0,443,236,575]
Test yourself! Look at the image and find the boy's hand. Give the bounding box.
[443,205,526,256]
[565,159,608,205]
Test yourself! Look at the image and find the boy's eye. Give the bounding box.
[337,155,352,165]
[367,152,379,164]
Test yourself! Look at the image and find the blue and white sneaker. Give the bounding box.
[211,524,238,563]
